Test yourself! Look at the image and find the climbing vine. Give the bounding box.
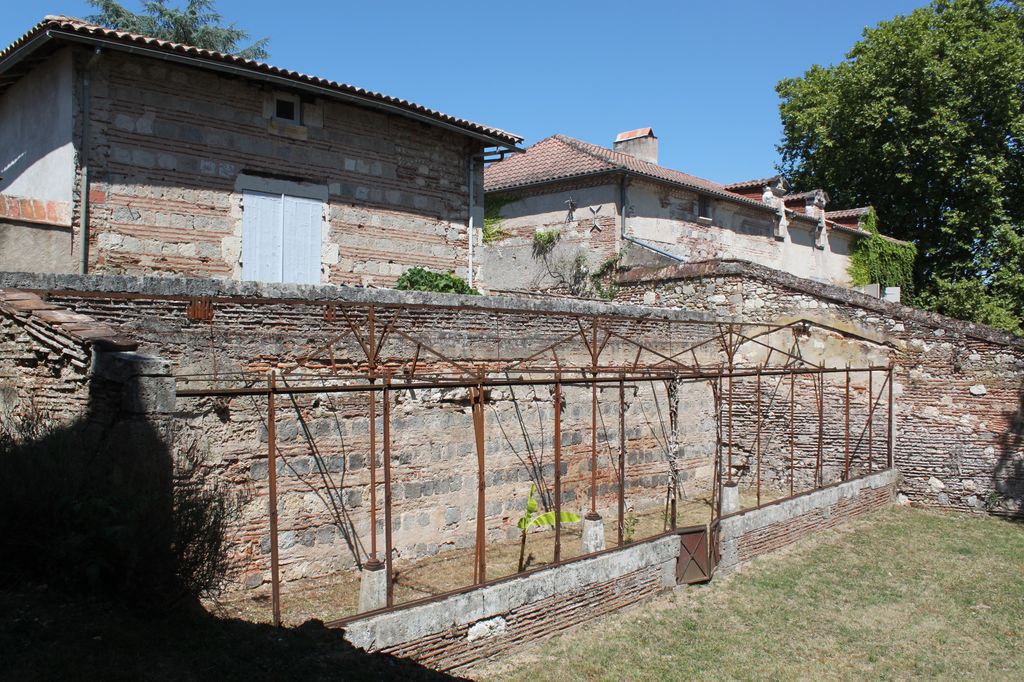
[848,208,917,293]
[589,255,621,300]
[482,193,517,243]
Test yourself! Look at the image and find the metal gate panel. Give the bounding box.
[676,525,711,584]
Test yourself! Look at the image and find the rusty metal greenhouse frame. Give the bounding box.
[163,298,895,626]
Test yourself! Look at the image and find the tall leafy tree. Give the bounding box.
[777,0,1024,334]
[87,0,269,60]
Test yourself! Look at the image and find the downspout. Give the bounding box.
[467,151,478,288]
[619,173,683,262]
[467,152,474,287]
[78,48,102,274]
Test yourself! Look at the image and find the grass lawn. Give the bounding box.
[473,508,1024,681]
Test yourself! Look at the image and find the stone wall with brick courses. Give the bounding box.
[477,178,620,294]
[0,272,724,592]
[615,260,1024,517]
[717,468,898,572]
[480,175,857,292]
[340,533,679,672]
[73,48,480,286]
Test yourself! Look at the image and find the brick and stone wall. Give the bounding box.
[717,468,899,572]
[479,175,859,294]
[616,260,1024,517]
[16,47,485,286]
[339,532,680,672]
[0,272,723,595]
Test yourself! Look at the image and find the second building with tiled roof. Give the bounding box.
[479,128,892,296]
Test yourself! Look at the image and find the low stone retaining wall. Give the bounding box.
[718,468,899,572]
[335,533,680,671]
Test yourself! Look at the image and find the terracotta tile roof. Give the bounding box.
[0,16,522,147]
[615,127,655,142]
[723,175,782,191]
[0,289,137,355]
[485,134,770,210]
[826,207,871,220]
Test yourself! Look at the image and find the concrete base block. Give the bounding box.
[721,482,740,515]
[581,514,606,554]
[359,562,387,612]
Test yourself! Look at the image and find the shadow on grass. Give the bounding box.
[0,585,463,681]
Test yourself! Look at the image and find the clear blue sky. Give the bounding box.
[5,1,928,183]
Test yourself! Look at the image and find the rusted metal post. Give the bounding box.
[472,379,487,583]
[715,371,723,487]
[887,364,895,468]
[267,371,281,627]
[789,370,795,497]
[844,365,850,480]
[814,369,822,488]
[618,375,625,546]
[868,369,874,473]
[590,322,598,518]
[367,388,378,564]
[553,377,562,562]
[727,370,734,484]
[382,373,394,607]
[755,365,761,508]
[367,307,378,565]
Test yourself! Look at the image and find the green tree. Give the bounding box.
[87,0,269,60]
[777,0,1024,334]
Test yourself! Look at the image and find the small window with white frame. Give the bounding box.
[273,92,301,125]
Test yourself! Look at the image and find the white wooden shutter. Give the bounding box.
[281,195,322,285]
[242,190,284,283]
[242,191,323,284]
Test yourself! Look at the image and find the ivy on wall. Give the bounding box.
[847,208,917,294]
[482,194,517,243]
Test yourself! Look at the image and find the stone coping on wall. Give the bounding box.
[335,532,680,653]
[617,259,1024,349]
[0,270,731,326]
[717,468,900,572]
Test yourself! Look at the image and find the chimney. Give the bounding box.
[613,127,658,164]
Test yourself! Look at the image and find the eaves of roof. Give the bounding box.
[0,16,523,149]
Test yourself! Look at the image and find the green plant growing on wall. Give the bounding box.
[590,255,621,301]
[482,194,517,243]
[394,267,478,295]
[848,207,917,294]
[517,484,580,572]
[532,229,561,256]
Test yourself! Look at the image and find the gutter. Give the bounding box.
[619,173,683,263]
[78,47,102,275]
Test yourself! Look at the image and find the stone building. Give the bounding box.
[0,16,521,286]
[479,128,892,294]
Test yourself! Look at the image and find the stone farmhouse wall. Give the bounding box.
[0,272,724,595]
[616,260,1024,517]
[479,176,857,294]
[477,178,620,293]
[2,47,483,286]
